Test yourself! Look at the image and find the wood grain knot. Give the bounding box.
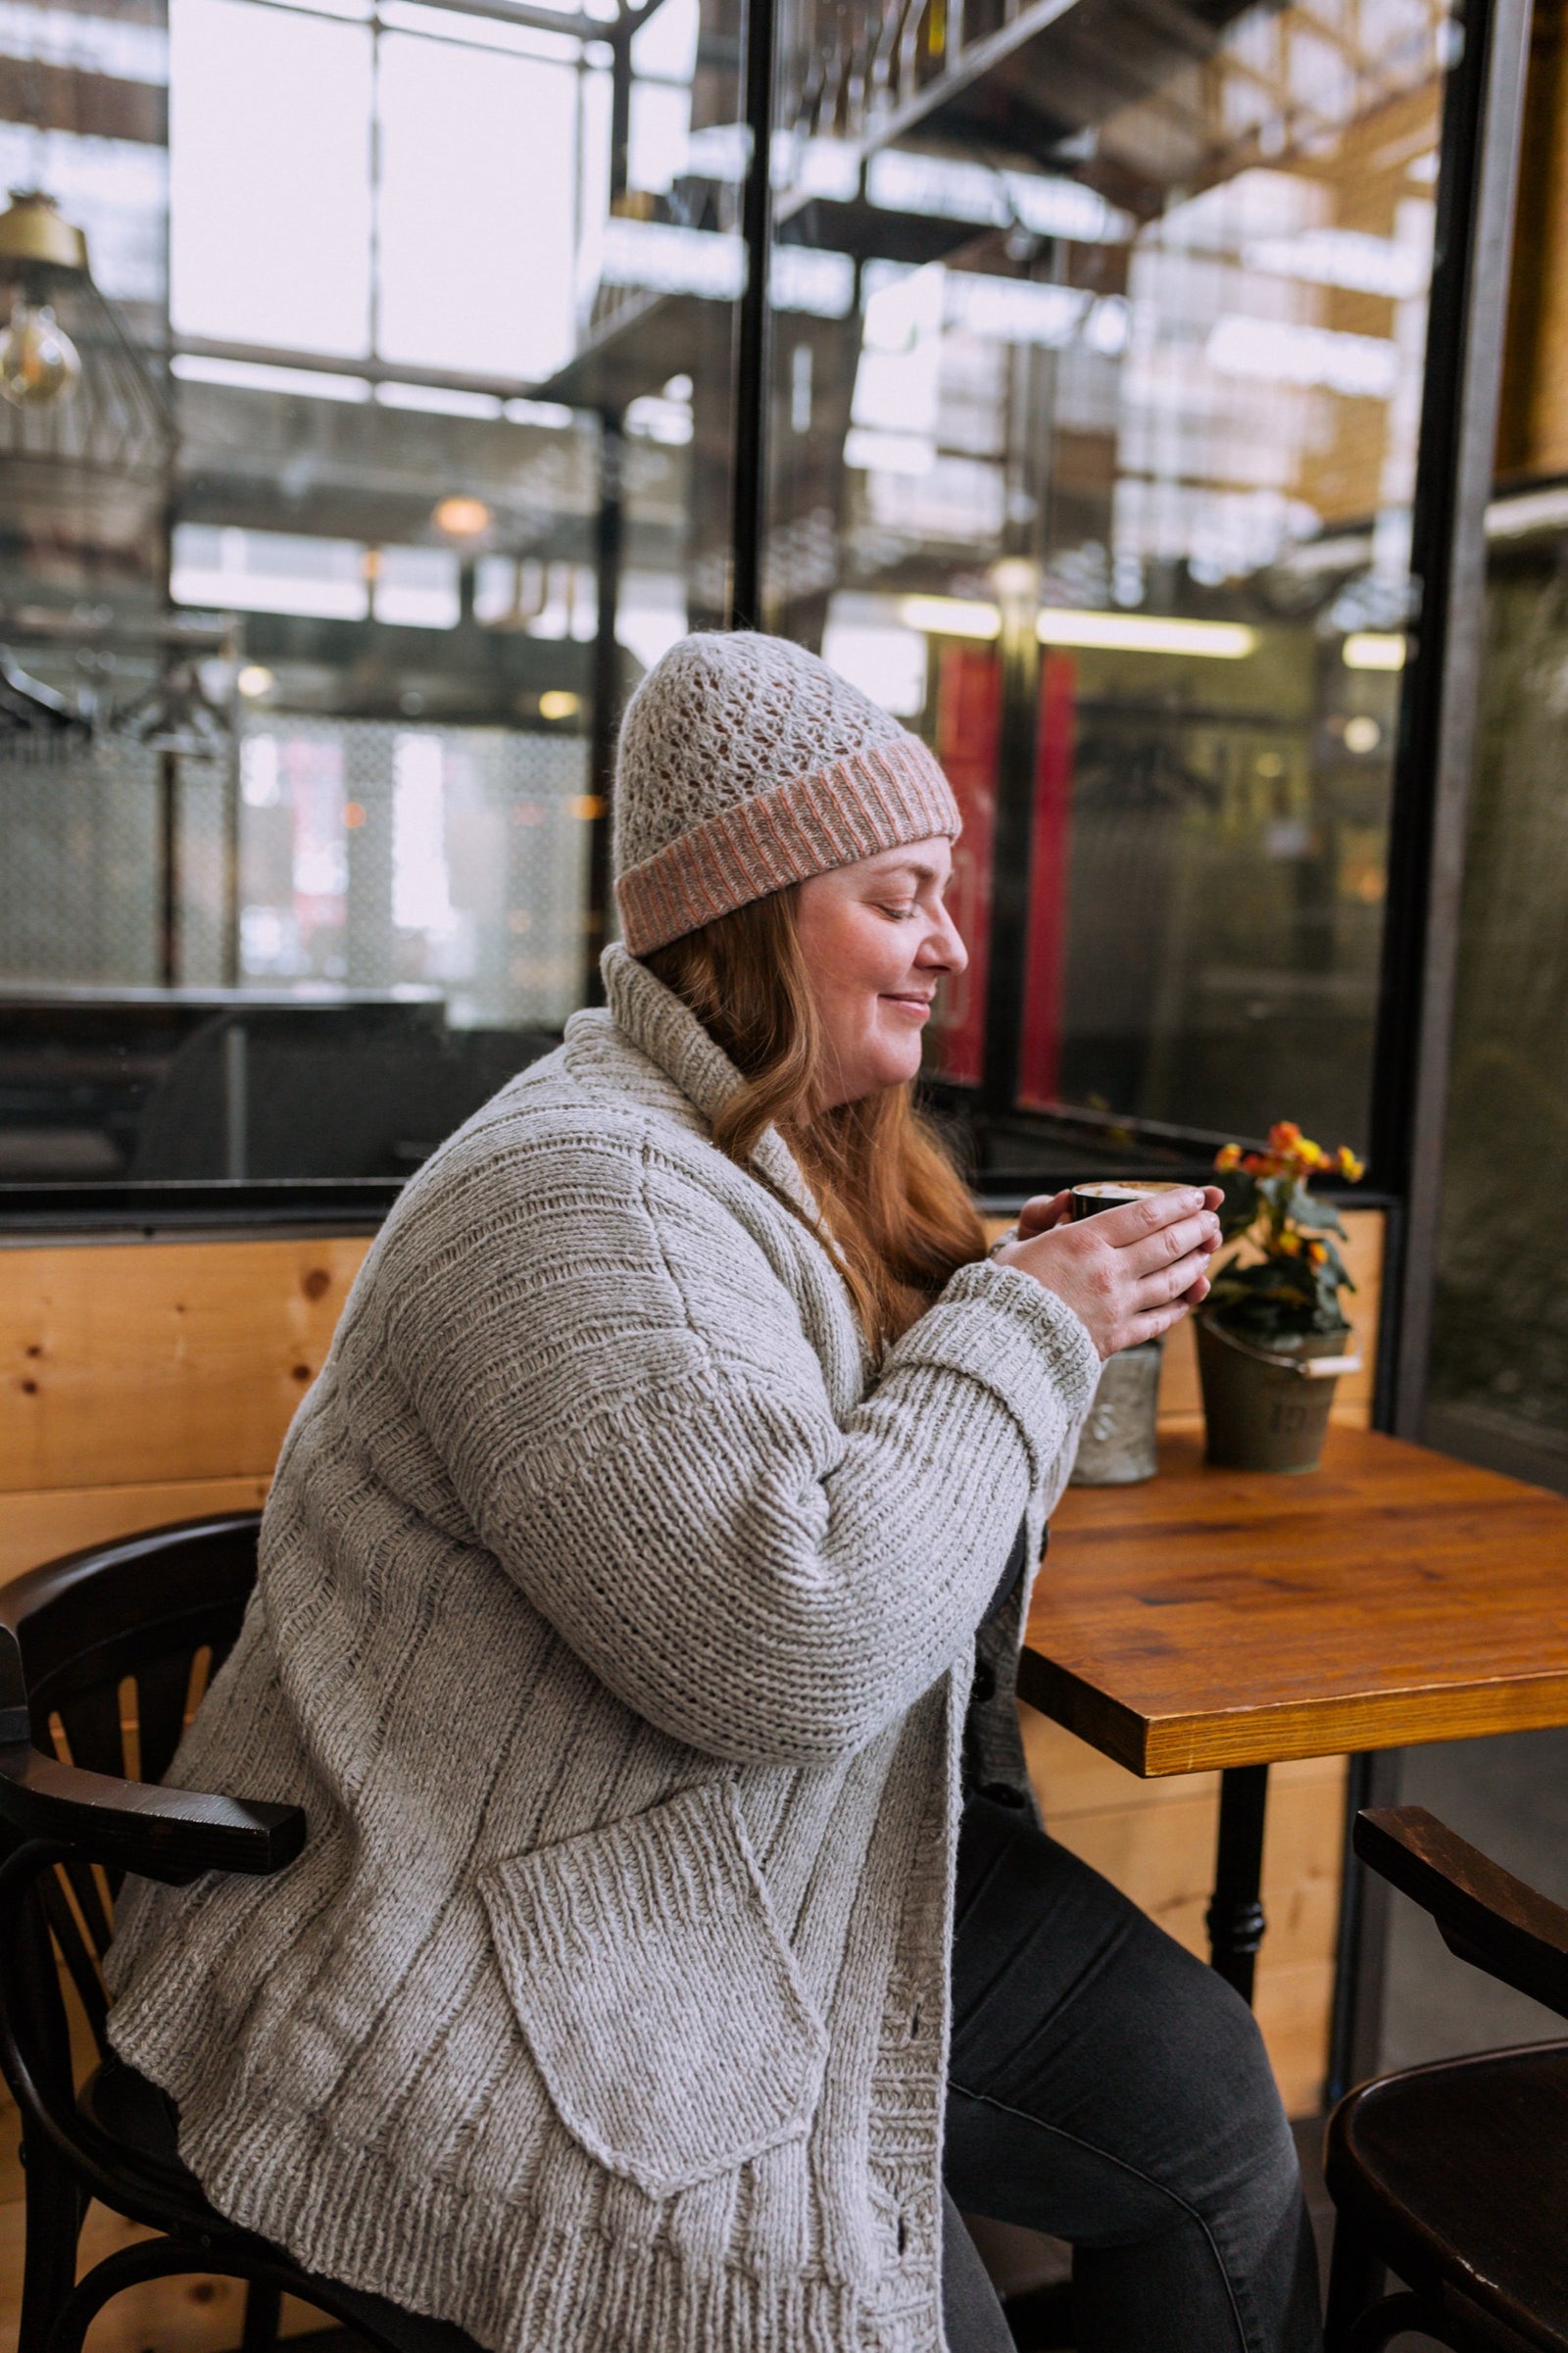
[291,1364,311,1383]
[302,1268,332,1301]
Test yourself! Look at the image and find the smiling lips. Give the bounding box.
[883,994,935,1018]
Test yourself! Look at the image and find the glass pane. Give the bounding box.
[0,0,615,1188]
[559,0,745,638]
[767,0,1451,1152]
[1426,516,1568,1489]
[376,30,579,382]
[170,0,373,355]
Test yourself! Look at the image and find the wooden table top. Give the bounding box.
[1019,1427,1568,1777]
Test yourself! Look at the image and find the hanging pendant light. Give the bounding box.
[0,193,85,409]
[0,185,173,572]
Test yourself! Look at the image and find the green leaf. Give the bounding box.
[1289,1191,1348,1236]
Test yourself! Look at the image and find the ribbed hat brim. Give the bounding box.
[615,738,961,956]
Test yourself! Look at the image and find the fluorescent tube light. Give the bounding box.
[1037,611,1256,658]
[897,596,1002,639]
[1241,229,1428,302]
[897,601,1259,658]
[1343,632,1406,670]
[1206,315,1399,400]
[1486,486,1568,538]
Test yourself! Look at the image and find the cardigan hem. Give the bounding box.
[107,2037,940,2353]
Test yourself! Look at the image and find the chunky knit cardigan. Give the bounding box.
[106,944,1101,2353]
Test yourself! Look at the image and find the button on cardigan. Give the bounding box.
[106,944,1101,2353]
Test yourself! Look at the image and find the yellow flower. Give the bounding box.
[1336,1146,1365,1182]
[1214,1142,1242,1171]
[1298,1138,1325,1168]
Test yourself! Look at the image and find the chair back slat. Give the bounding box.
[37,1868,111,2048]
[57,1853,115,1962]
[134,1648,203,1789]
[52,1685,130,1783]
[0,1515,263,2082]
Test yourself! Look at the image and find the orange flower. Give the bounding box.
[1267,1121,1301,1152]
[1306,1239,1328,1264]
[1214,1142,1242,1171]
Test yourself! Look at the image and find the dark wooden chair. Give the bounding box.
[0,1515,481,2353]
[1324,1804,1568,2353]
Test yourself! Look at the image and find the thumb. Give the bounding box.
[1016,1189,1073,1239]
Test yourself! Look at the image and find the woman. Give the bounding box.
[107,632,1321,2353]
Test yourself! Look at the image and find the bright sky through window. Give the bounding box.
[171,0,579,379]
[171,0,373,353]
[376,32,576,380]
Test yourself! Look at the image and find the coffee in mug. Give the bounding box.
[1069,1180,1191,1221]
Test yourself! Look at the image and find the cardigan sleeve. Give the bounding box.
[385,1119,1100,1765]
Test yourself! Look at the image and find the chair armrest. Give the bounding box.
[1355,1804,1568,2024]
[0,1739,306,1883]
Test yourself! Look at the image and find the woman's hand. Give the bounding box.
[992,1187,1224,1359]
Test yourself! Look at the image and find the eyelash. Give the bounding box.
[880,904,918,921]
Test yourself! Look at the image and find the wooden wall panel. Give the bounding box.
[0,1477,270,1588]
[1,1237,372,1495]
[1021,1711,1348,2117]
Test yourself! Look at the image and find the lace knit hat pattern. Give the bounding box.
[612,630,961,955]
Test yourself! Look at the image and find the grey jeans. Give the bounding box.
[941,1793,1323,2353]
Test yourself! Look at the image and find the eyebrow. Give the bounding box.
[866,858,945,885]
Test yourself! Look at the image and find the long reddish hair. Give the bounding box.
[644,887,988,1356]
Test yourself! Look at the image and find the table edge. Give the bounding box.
[1016,1652,1568,1777]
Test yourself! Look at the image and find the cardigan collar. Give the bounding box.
[594,942,810,1208]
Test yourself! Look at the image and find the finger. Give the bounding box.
[1133,1248,1215,1307]
[1120,1209,1221,1276]
[1124,1299,1193,1348]
[1201,1186,1224,1211]
[1016,1189,1072,1238]
[1093,1188,1207,1248]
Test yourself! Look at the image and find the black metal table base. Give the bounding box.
[1206,1763,1271,2003]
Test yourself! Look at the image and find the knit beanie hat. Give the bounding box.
[612,631,961,956]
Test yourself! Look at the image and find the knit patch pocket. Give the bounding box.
[478,1782,828,2201]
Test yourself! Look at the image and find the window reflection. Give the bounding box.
[0,0,1457,1185]
[767,0,1448,1151]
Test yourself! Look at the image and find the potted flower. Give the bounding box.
[1197,1122,1365,1472]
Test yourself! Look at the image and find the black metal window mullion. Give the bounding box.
[1370,0,1536,1441]
[729,0,778,630]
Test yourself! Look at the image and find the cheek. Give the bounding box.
[808,914,896,1003]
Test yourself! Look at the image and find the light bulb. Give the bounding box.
[432,494,491,539]
[0,298,80,408]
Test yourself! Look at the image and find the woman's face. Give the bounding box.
[794,837,968,1108]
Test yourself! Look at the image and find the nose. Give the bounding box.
[917,899,968,977]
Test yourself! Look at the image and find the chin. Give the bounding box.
[868,1043,924,1093]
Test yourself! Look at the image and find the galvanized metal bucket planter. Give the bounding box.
[1070,1338,1164,1485]
[1196,1317,1361,1474]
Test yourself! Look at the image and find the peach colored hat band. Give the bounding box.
[615,739,960,956]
